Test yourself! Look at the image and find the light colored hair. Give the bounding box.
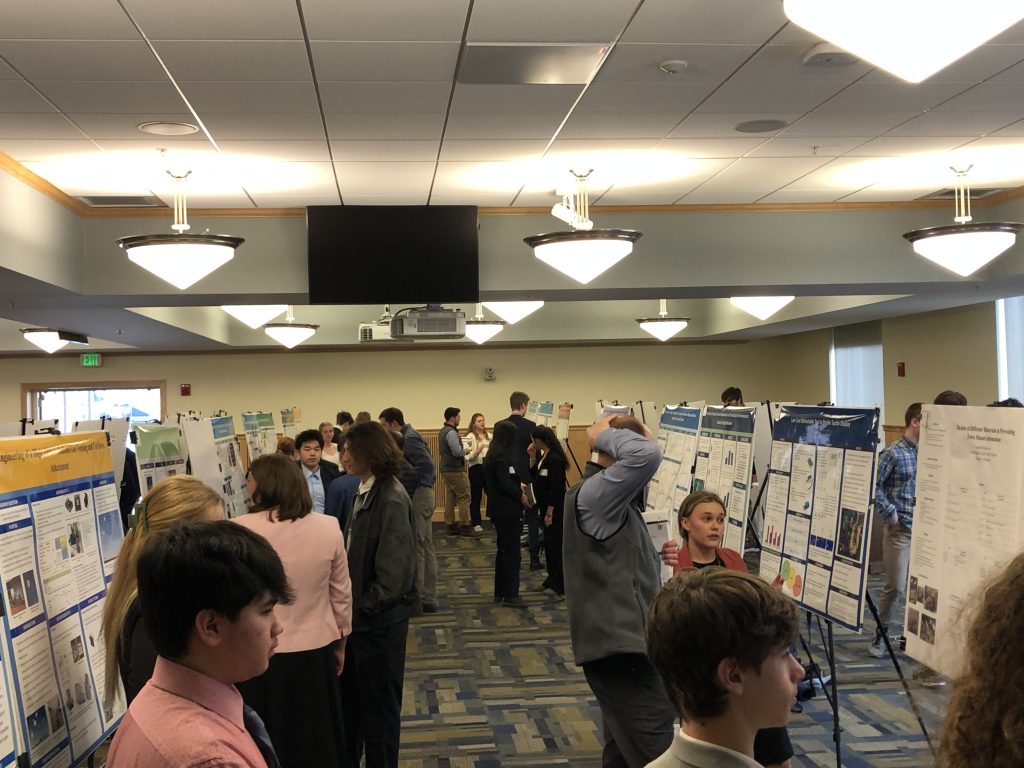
[100,475,222,709]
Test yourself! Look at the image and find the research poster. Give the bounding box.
[646,406,702,526]
[71,419,130,492]
[132,424,185,494]
[279,408,301,438]
[241,412,277,465]
[759,406,879,631]
[182,417,249,519]
[527,401,556,427]
[692,406,755,553]
[0,432,126,767]
[903,405,1024,676]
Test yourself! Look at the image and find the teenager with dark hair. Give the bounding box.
[106,520,293,768]
[934,390,967,406]
[484,420,528,608]
[294,428,341,512]
[340,421,420,768]
[501,391,540,568]
[645,569,802,768]
[721,387,744,406]
[530,425,569,597]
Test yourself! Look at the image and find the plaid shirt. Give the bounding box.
[875,435,917,529]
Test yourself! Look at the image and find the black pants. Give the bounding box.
[582,653,676,768]
[492,509,523,600]
[468,464,485,526]
[542,506,564,594]
[339,620,410,768]
[526,506,543,562]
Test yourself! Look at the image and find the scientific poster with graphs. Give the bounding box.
[182,417,249,519]
[279,408,301,438]
[0,432,126,767]
[692,407,756,554]
[759,406,879,631]
[242,412,277,465]
[903,405,1024,676]
[527,401,556,427]
[133,424,186,495]
[647,406,702,525]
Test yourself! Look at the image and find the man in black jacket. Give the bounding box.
[499,391,540,568]
[294,428,341,513]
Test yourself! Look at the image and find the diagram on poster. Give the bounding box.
[692,407,755,553]
[903,405,1024,676]
[133,424,185,495]
[0,432,127,766]
[241,412,277,464]
[183,417,249,519]
[758,406,878,631]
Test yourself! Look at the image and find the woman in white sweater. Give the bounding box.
[464,413,491,532]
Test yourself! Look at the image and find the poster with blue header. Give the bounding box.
[693,406,756,554]
[759,405,879,631]
[647,406,702,525]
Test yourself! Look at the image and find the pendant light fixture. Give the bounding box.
[20,328,89,354]
[464,304,506,345]
[481,301,544,324]
[263,306,318,349]
[903,166,1023,277]
[729,296,796,321]
[636,299,689,342]
[117,169,244,290]
[221,305,287,329]
[783,1,1024,83]
[524,170,641,285]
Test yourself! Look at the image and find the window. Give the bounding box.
[830,321,884,413]
[996,297,1024,401]
[23,382,165,434]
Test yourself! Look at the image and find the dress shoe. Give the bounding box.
[421,603,438,613]
[529,560,544,571]
[445,523,460,536]
[499,597,529,609]
[459,525,483,539]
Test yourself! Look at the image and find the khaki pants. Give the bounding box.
[877,521,912,631]
[442,470,471,525]
[412,486,437,607]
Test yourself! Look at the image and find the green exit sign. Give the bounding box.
[80,353,103,367]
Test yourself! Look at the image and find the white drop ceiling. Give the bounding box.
[3,0,1024,353]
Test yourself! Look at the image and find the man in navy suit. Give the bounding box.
[295,428,341,513]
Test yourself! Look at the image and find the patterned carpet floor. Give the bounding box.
[399,524,947,768]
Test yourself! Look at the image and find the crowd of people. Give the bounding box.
[97,386,1024,768]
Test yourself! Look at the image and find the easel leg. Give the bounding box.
[826,620,841,768]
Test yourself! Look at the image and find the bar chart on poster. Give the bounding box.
[693,407,755,553]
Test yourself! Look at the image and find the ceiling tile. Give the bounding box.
[841,186,940,202]
[817,82,973,113]
[302,0,469,42]
[685,157,831,194]
[310,42,459,82]
[177,82,318,114]
[0,41,167,81]
[215,140,331,161]
[232,161,339,197]
[843,137,976,157]
[668,112,801,138]
[451,84,581,113]
[861,44,1024,83]
[696,81,847,113]
[438,139,547,161]
[430,193,514,205]
[757,189,845,203]
[171,193,255,208]
[325,113,446,141]
[331,140,441,161]
[33,82,184,114]
[729,44,873,83]
[0,81,61,113]
[659,137,767,157]
[990,119,1024,136]
[778,157,882,191]
[575,82,715,113]
[90,137,212,153]
[887,111,1022,137]
[341,193,431,205]
[0,113,85,139]
[0,139,99,161]
[547,138,662,154]
[124,0,304,40]
[781,111,920,137]
[678,187,766,204]
[458,45,608,85]
[467,0,638,43]
[929,81,1024,112]
[432,161,527,196]
[622,0,787,44]
[443,112,563,139]
[153,41,312,81]
[0,0,138,39]
[746,136,869,158]
[334,161,436,196]
[318,82,451,113]
[250,192,339,207]
[199,112,326,141]
[596,43,760,83]
[559,112,687,139]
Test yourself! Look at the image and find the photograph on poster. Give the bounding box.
[920,615,937,644]
[907,608,921,636]
[67,522,84,557]
[836,508,866,560]
[924,586,939,612]
[5,575,26,615]
[909,575,919,604]
[97,511,123,563]
[54,535,70,560]
[22,570,39,607]
[47,696,64,732]
[70,636,84,663]
[63,498,73,513]
[26,705,48,748]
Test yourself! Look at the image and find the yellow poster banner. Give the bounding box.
[0,433,113,493]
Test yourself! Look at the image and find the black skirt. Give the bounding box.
[237,643,345,768]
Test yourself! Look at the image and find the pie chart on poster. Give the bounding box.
[792,573,803,597]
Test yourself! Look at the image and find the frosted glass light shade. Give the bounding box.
[903,223,1022,277]
[783,0,1024,83]
[637,318,688,342]
[22,329,68,354]
[481,301,544,324]
[464,320,505,344]
[222,305,287,329]
[264,323,318,349]
[117,234,244,290]
[729,296,796,321]
[525,230,641,285]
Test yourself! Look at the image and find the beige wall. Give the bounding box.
[2,330,831,429]
[881,302,998,422]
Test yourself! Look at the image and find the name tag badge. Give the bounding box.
[508,466,517,475]
[540,469,549,477]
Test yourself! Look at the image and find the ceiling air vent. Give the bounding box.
[919,187,1004,201]
[77,195,166,208]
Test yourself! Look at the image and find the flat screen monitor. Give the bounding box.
[306,205,479,304]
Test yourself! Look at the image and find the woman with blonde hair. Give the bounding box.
[320,421,342,465]
[100,475,224,709]
[941,552,1024,767]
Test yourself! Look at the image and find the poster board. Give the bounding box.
[646,406,702,525]
[0,432,127,767]
[279,408,301,439]
[241,412,277,465]
[527,401,556,427]
[759,405,879,631]
[182,417,249,519]
[0,421,59,439]
[903,405,1024,676]
[634,401,659,430]
[692,406,756,554]
[72,418,130,491]
[751,402,796,540]
[132,425,186,495]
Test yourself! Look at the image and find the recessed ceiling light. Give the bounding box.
[734,119,789,134]
[137,121,199,136]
